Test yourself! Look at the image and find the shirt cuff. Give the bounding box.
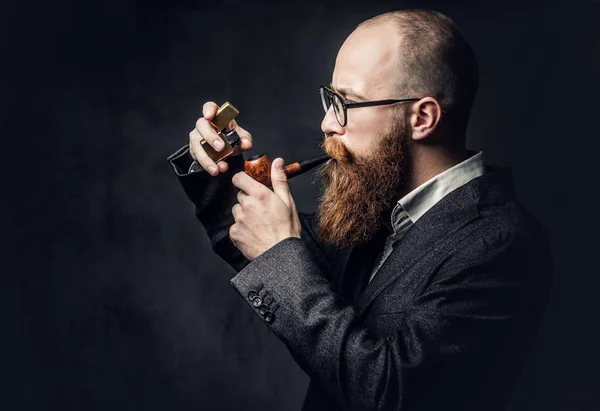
[166,145,204,176]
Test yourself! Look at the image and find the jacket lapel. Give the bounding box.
[355,183,481,316]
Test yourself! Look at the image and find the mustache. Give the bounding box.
[320,134,355,164]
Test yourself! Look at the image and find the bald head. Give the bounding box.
[351,10,479,136]
[334,22,403,100]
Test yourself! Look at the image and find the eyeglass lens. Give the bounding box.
[320,88,345,126]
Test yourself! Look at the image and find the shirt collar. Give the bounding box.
[388,150,485,234]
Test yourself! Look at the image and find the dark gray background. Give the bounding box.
[3,0,598,410]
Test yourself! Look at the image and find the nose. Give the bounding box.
[321,105,344,136]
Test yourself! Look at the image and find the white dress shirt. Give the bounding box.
[368,151,485,283]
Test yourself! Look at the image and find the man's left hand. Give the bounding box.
[230,158,301,261]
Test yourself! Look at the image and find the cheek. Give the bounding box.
[344,112,388,157]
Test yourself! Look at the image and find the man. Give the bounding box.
[168,9,553,411]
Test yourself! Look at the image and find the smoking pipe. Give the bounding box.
[196,101,329,185]
[244,153,330,187]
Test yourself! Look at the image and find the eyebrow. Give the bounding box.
[329,84,366,101]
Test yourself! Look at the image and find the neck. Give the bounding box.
[397,143,469,200]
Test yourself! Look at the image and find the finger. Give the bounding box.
[217,160,228,173]
[234,122,253,144]
[225,119,237,132]
[202,102,219,121]
[189,128,218,176]
[239,136,253,152]
[288,188,298,216]
[228,120,253,154]
[232,136,253,156]
[188,128,201,161]
[270,158,291,207]
[231,172,266,197]
[289,193,301,232]
[229,120,253,146]
[237,190,249,207]
[231,203,242,221]
[229,224,238,243]
[196,117,225,152]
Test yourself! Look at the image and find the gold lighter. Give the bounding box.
[201,102,241,162]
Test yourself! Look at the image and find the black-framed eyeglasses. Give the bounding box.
[319,85,420,127]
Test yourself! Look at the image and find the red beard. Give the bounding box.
[316,120,408,247]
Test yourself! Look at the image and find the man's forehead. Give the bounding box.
[331,72,390,101]
[329,83,367,100]
[332,25,400,99]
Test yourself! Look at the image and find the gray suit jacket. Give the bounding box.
[168,148,554,411]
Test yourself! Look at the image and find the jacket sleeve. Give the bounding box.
[168,146,335,275]
[229,230,553,411]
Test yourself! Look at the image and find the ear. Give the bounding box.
[409,97,443,142]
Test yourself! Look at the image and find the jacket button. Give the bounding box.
[257,304,270,315]
[263,310,275,323]
[251,296,263,307]
[247,291,258,301]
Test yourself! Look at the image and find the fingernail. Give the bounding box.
[214,139,224,151]
[276,158,284,170]
[208,165,217,175]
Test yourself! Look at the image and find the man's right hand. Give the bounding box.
[189,101,254,176]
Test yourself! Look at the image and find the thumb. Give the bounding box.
[271,158,291,206]
[202,101,219,120]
